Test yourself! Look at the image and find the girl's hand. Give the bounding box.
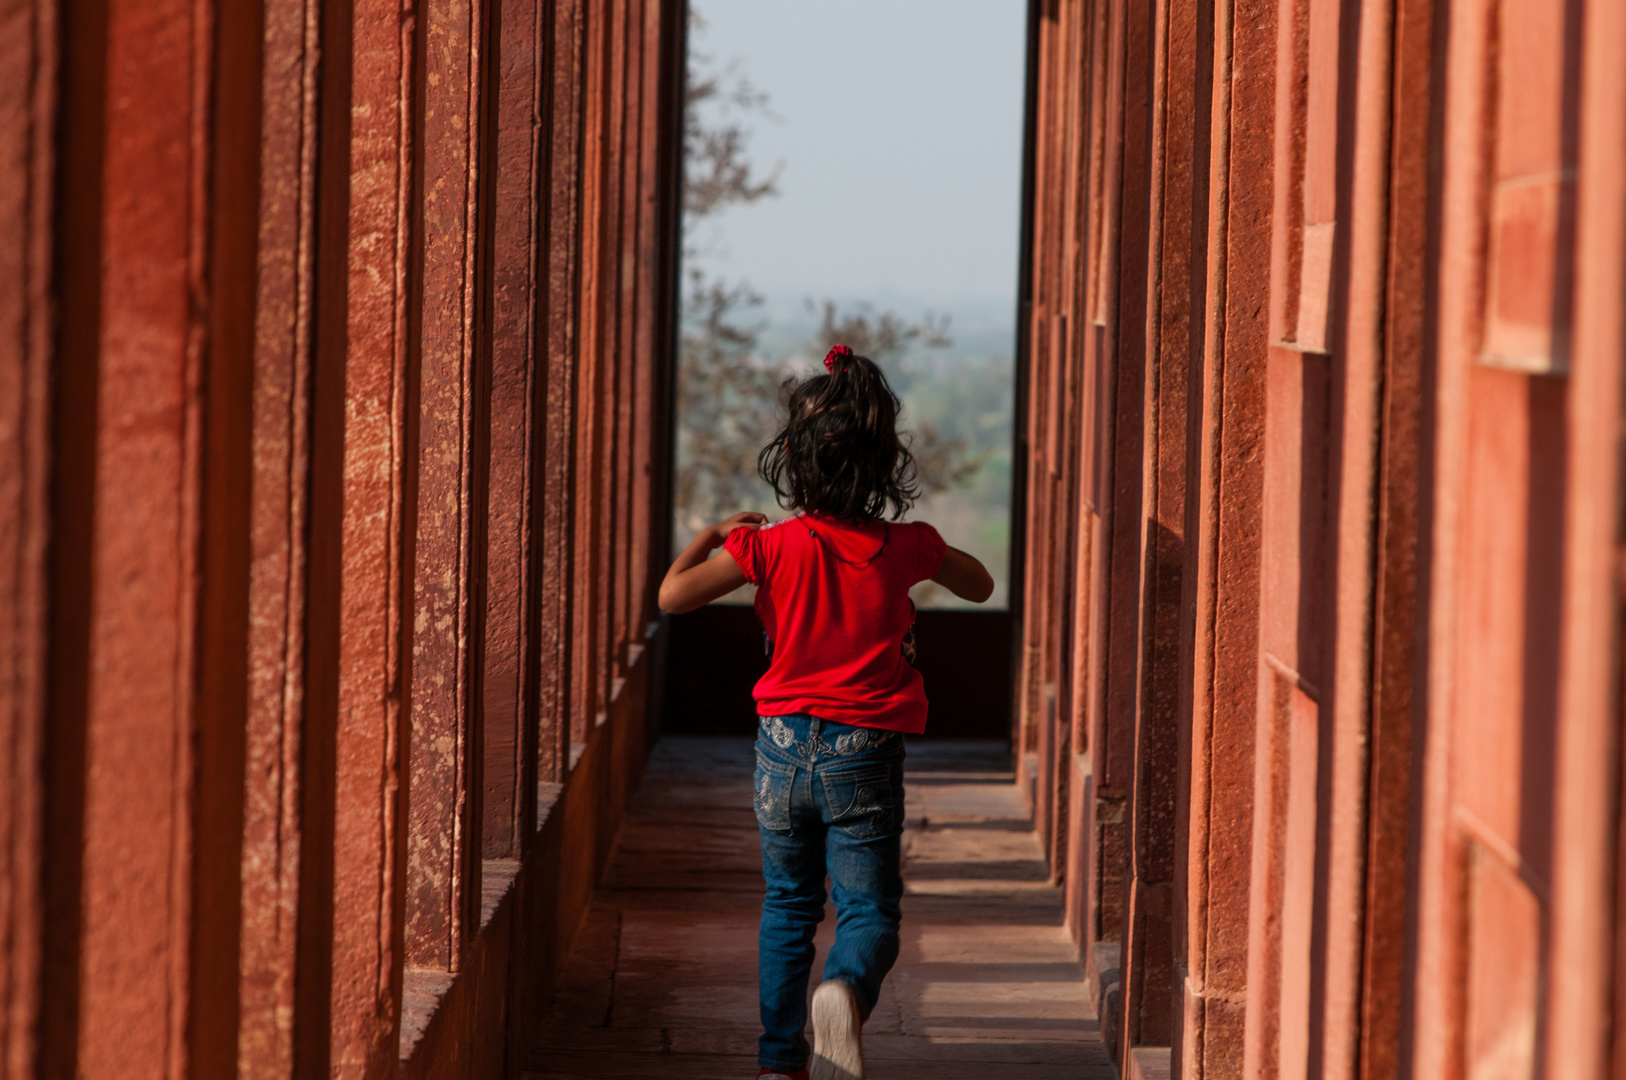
[704,512,768,548]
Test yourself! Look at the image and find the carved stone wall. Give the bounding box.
[1016,0,1626,1075]
[0,1,684,1076]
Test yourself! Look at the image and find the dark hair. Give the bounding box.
[757,351,919,521]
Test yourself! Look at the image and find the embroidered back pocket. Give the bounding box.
[820,764,899,840]
[753,757,794,831]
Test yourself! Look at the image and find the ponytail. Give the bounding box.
[757,344,920,520]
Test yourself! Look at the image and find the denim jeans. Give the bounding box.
[753,713,906,1073]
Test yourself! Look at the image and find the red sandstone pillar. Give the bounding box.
[1355,2,1435,1077]
[1173,1,1274,1075]
[484,0,551,861]
[407,0,494,977]
[238,0,324,1071]
[538,0,587,785]
[1548,0,1625,1072]
[571,0,611,745]
[325,1,420,1073]
[33,0,266,1073]
[0,3,55,1074]
[1411,0,1624,1077]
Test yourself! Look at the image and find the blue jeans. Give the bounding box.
[753,714,906,1073]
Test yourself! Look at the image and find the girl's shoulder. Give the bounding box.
[900,520,947,570]
[724,514,803,583]
[748,514,799,547]
[737,513,801,555]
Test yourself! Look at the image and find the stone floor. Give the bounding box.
[528,736,1114,1079]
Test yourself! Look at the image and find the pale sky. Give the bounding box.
[687,0,1029,314]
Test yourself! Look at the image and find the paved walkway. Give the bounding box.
[528,736,1113,1079]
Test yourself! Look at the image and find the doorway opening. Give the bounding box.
[662,2,1031,739]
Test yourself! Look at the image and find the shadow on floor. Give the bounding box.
[528,737,1114,1079]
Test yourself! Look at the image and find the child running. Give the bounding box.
[658,343,995,1080]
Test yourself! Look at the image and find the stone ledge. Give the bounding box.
[399,968,455,1061]
[1089,941,1122,1066]
[397,637,655,1078]
[1129,1045,1172,1080]
[536,780,565,829]
[398,856,523,1065]
[481,858,521,929]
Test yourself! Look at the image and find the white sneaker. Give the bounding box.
[810,979,864,1080]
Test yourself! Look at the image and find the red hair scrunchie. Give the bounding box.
[823,343,853,373]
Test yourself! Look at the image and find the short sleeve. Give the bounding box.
[913,522,948,583]
[722,524,762,585]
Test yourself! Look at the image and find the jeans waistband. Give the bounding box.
[757,713,903,768]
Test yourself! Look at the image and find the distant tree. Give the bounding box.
[807,299,952,359]
[673,275,781,534]
[682,49,781,219]
[674,15,785,532]
[675,11,980,536]
[808,301,983,498]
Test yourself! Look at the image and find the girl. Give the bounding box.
[658,344,994,1080]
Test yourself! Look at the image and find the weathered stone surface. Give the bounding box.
[1023,0,1626,1074]
[12,0,1626,1075]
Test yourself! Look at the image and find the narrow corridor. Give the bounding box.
[528,738,1112,1079]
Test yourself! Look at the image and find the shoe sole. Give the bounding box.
[810,981,864,1080]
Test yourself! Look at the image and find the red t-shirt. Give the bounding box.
[723,512,948,733]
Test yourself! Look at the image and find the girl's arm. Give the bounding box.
[657,512,767,614]
[933,545,995,603]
